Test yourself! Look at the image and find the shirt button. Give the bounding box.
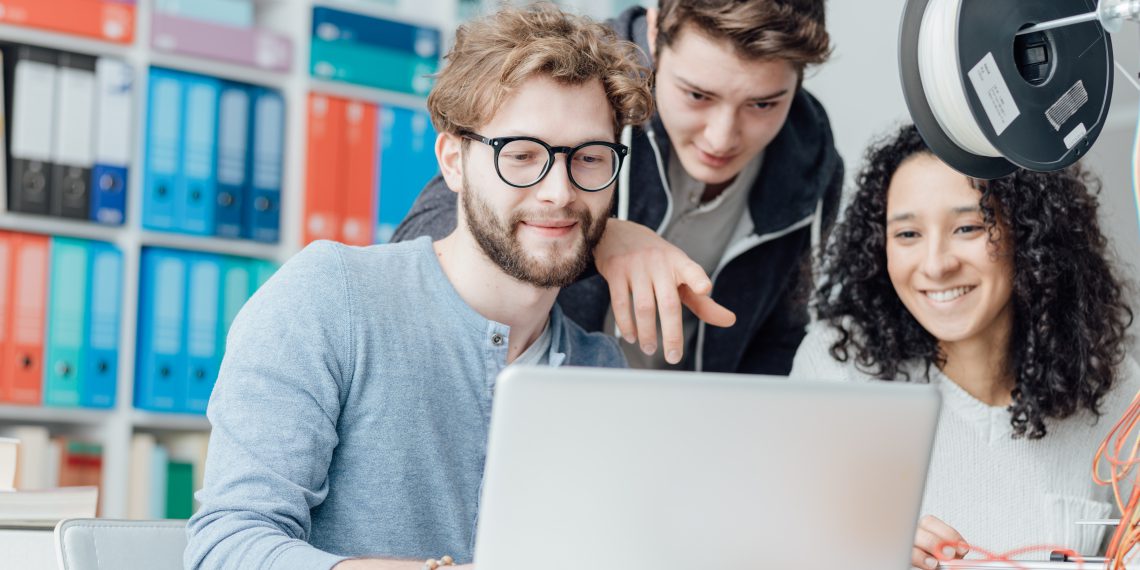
[491,333,504,346]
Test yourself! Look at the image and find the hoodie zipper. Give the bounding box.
[631,123,822,371]
[694,212,816,372]
[642,124,675,236]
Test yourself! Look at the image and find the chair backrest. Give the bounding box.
[54,518,187,570]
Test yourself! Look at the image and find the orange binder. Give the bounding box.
[4,233,49,405]
[0,0,136,44]
[340,100,378,246]
[0,232,11,395]
[303,93,347,245]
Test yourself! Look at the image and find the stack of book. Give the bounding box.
[0,434,98,526]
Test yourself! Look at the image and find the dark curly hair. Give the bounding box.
[814,124,1133,439]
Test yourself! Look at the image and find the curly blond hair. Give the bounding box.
[427,3,653,138]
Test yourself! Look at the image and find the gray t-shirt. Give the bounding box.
[510,322,552,367]
[610,151,762,370]
[186,237,626,569]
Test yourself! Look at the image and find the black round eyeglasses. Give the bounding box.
[461,131,629,192]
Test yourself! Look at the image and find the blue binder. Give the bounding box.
[44,237,90,407]
[214,82,250,239]
[136,248,187,412]
[179,74,221,235]
[92,163,128,224]
[91,58,133,226]
[184,252,222,414]
[81,241,122,409]
[245,87,284,243]
[311,7,441,60]
[143,68,185,231]
[376,106,439,243]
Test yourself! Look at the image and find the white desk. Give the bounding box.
[1,524,57,569]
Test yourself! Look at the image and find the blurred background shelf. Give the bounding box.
[131,410,211,432]
[148,51,292,89]
[308,78,428,109]
[0,22,133,57]
[0,404,112,426]
[140,230,283,261]
[0,212,123,243]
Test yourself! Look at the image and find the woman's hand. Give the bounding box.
[912,515,969,569]
[594,219,736,364]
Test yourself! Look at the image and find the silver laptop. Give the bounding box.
[474,366,942,570]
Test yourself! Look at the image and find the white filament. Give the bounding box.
[918,0,1003,157]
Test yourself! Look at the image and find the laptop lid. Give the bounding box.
[474,366,942,570]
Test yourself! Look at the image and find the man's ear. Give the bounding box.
[436,132,464,194]
[646,7,658,60]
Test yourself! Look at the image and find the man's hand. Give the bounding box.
[595,219,736,364]
[912,515,969,569]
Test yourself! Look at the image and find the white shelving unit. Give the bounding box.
[0,0,458,518]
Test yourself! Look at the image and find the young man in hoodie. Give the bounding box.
[394,0,842,375]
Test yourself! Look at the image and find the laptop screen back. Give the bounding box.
[474,366,941,570]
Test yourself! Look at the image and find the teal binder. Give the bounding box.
[218,256,252,348]
[165,460,194,519]
[44,237,90,407]
[248,258,277,295]
[310,39,437,96]
[150,444,169,519]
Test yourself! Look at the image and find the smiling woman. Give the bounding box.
[790,124,1138,567]
[884,153,1017,405]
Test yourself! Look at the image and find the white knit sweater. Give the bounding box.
[790,322,1140,559]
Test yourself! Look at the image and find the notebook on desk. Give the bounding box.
[474,366,942,570]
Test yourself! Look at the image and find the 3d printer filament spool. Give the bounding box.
[900,0,1114,178]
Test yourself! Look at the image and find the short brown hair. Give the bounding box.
[428,3,653,139]
[656,0,831,76]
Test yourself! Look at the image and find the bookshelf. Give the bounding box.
[0,0,461,519]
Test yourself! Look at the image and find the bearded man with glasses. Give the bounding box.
[185,5,653,569]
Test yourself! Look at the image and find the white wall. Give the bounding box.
[804,1,1140,311]
[803,0,911,181]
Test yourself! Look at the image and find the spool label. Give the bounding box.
[1046,81,1088,131]
[968,52,1020,136]
[1063,123,1087,150]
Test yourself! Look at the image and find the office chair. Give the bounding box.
[54,518,187,570]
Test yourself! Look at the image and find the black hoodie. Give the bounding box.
[392,6,844,374]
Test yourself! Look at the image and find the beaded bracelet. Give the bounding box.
[423,555,455,570]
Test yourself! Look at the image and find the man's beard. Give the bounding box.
[461,174,608,289]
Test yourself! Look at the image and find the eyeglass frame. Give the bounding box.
[459,130,629,192]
